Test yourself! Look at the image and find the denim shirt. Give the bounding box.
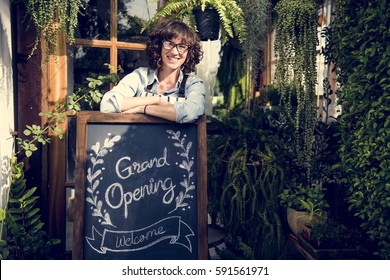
[100,67,205,123]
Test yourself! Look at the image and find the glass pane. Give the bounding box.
[70,46,110,89]
[117,49,149,78]
[76,0,111,40]
[117,0,156,43]
[67,46,111,181]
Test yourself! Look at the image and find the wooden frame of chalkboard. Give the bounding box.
[72,112,208,260]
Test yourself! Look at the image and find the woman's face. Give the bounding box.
[160,37,189,71]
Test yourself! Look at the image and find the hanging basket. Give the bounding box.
[193,7,220,41]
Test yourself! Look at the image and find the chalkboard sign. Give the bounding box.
[73,112,208,260]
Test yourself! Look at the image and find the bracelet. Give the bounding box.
[144,105,148,114]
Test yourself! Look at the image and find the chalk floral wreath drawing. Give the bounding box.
[167,130,195,214]
[86,134,121,228]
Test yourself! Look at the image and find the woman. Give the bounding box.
[100,19,205,123]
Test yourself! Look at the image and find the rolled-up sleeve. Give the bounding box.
[100,69,144,113]
[174,76,205,123]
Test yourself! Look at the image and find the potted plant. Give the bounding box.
[19,0,84,63]
[279,182,329,235]
[143,0,247,42]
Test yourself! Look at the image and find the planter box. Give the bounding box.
[296,233,360,260]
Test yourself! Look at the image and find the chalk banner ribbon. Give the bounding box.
[86,216,194,254]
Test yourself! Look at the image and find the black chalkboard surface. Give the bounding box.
[73,112,208,260]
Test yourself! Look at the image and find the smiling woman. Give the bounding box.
[100,19,205,124]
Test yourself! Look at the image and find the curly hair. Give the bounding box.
[146,18,203,73]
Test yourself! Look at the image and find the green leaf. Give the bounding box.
[25,208,40,220]
[20,187,37,201]
[0,208,5,221]
[31,222,44,233]
[24,196,39,207]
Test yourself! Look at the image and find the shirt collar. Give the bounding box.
[147,68,185,87]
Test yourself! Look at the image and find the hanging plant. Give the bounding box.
[236,0,271,100]
[274,0,319,181]
[20,0,84,63]
[143,0,247,43]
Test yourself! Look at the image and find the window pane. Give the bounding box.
[67,46,111,182]
[76,0,111,40]
[117,49,149,78]
[70,46,110,87]
[117,0,156,43]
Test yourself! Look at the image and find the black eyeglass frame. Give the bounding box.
[161,40,190,54]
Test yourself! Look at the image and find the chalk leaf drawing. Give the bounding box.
[86,134,121,228]
[167,130,195,214]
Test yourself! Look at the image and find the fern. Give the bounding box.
[0,157,60,259]
[210,105,289,259]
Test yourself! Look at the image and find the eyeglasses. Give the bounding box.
[162,40,190,54]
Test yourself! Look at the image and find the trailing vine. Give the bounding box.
[236,0,271,100]
[274,0,319,182]
[19,0,84,63]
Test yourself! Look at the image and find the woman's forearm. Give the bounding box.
[123,103,177,122]
[120,96,161,112]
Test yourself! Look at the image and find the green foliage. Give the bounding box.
[216,41,247,109]
[279,183,329,212]
[329,0,390,259]
[2,64,120,259]
[14,103,67,158]
[258,83,298,107]
[13,64,120,158]
[298,199,325,225]
[68,64,122,113]
[19,0,84,63]
[0,157,60,259]
[208,104,294,259]
[274,0,319,181]
[311,218,364,249]
[143,0,247,43]
[235,0,271,89]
